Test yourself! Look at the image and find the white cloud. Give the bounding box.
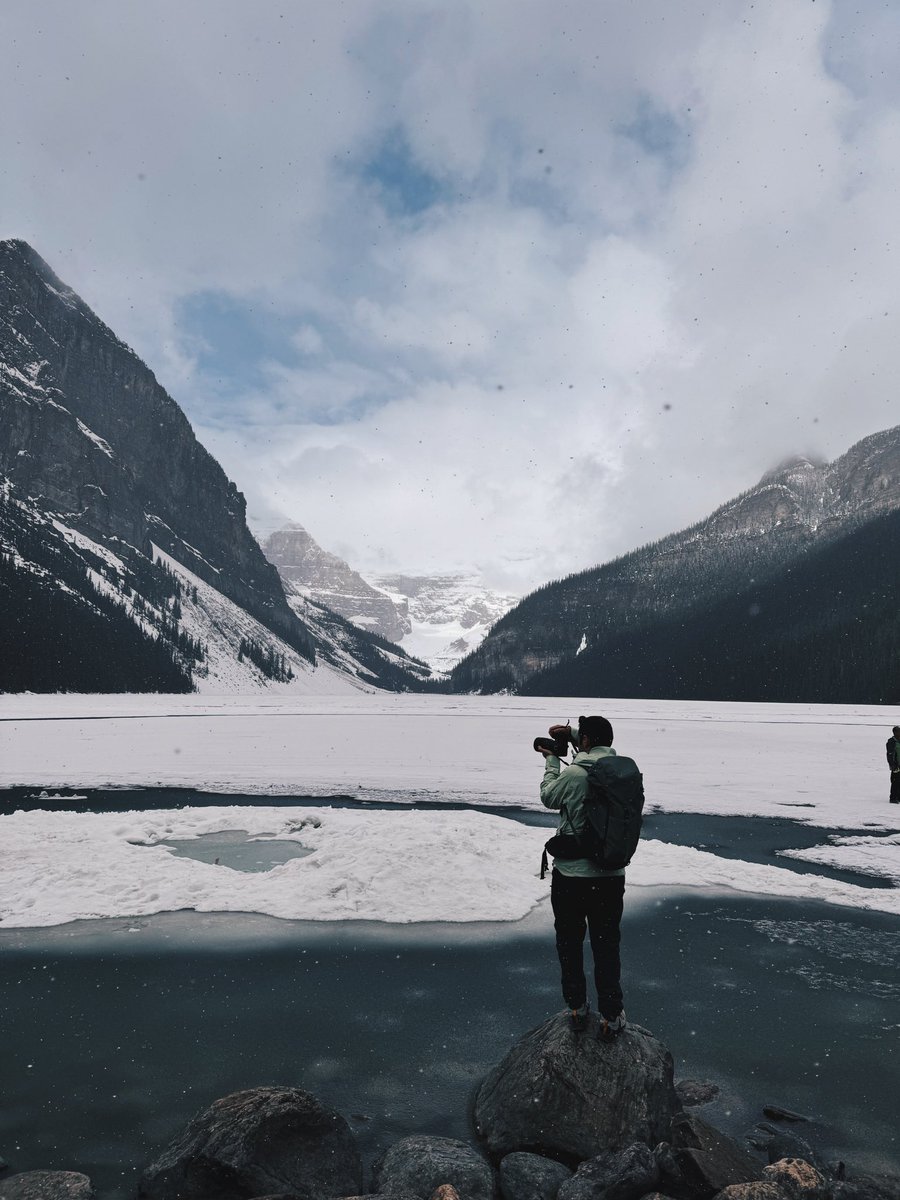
[4,0,900,590]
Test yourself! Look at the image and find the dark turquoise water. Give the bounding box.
[1,889,899,1199]
[1,795,899,1199]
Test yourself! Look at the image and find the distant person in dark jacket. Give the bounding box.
[887,726,900,804]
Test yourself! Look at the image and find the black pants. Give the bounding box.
[550,869,625,1018]
[891,773,900,804]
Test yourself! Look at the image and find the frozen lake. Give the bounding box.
[1,695,900,1193]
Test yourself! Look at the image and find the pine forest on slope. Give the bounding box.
[451,436,900,703]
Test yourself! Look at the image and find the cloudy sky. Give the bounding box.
[3,0,900,592]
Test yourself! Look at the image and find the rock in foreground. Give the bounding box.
[474,1013,681,1161]
[557,1143,659,1200]
[498,1152,572,1200]
[138,1086,361,1200]
[0,1173,94,1200]
[371,1136,493,1200]
[669,1113,764,1197]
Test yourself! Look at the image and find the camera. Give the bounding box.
[533,722,575,757]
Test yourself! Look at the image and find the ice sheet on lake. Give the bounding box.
[781,832,900,886]
[4,695,900,832]
[3,695,900,927]
[2,805,900,929]
[0,806,546,927]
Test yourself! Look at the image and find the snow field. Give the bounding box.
[0,806,547,927]
[3,693,900,826]
[2,803,899,929]
[2,694,900,928]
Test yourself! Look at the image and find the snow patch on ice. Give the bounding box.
[3,803,900,929]
[0,806,549,927]
[781,832,900,887]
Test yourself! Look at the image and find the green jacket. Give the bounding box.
[540,745,626,878]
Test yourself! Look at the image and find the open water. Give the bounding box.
[1,796,899,1199]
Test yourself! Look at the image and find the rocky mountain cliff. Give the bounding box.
[263,524,411,643]
[0,240,309,657]
[0,240,431,693]
[451,427,900,699]
[262,522,517,672]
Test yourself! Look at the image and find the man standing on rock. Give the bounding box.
[886,726,900,804]
[537,715,628,1040]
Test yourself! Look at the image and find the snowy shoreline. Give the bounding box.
[3,694,900,928]
[3,693,900,827]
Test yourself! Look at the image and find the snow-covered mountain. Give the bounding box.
[262,524,517,672]
[0,239,432,694]
[263,524,411,643]
[370,573,518,672]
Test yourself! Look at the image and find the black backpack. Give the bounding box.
[541,756,645,878]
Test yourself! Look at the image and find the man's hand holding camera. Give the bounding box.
[533,723,576,758]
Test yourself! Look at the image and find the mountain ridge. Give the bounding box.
[262,522,517,672]
[451,422,900,698]
[0,239,431,693]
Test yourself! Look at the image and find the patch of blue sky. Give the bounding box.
[176,291,318,395]
[359,127,448,216]
[508,171,579,228]
[177,288,413,431]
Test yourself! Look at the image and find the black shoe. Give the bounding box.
[568,1003,590,1032]
[598,1011,626,1042]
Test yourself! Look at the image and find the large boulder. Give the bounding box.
[557,1144,659,1200]
[499,1153,571,1200]
[370,1136,493,1200]
[138,1086,362,1200]
[0,1173,94,1200]
[474,1014,681,1161]
[666,1113,764,1198]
